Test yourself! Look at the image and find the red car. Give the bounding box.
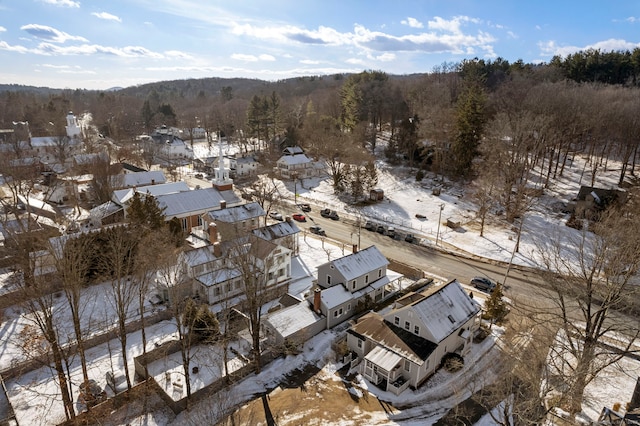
[292,213,306,222]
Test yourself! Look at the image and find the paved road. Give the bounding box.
[280,204,547,305]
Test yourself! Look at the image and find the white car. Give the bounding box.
[269,211,284,221]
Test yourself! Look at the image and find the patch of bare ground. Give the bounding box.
[218,367,400,425]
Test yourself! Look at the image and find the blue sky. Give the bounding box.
[1,0,639,90]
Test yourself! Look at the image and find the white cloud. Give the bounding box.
[346,57,365,65]
[92,12,122,23]
[0,26,6,32]
[231,53,275,62]
[0,41,30,53]
[538,39,640,58]
[20,24,88,43]
[300,59,320,65]
[427,16,480,34]
[375,52,395,62]
[165,50,193,59]
[625,17,639,23]
[507,31,517,39]
[0,39,166,58]
[39,0,80,7]
[401,17,423,29]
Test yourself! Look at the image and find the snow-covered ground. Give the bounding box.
[1,136,635,425]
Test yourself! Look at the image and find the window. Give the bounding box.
[394,316,400,326]
[357,339,362,349]
[365,275,369,284]
[404,360,410,371]
[268,272,274,281]
[278,268,284,277]
[414,325,420,335]
[447,315,455,324]
[404,321,410,331]
[327,275,332,285]
[213,287,220,297]
[338,308,343,316]
[181,217,188,230]
[351,280,356,290]
[334,310,338,318]
[378,269,382,278]
[347,303,351,311]
[197,215,203,226]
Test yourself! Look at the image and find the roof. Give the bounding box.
[117,170,166,188]
[349,312,437,365]
[283,146,304,155]
[278,153,313,166]
[389,280,479,343]
[251,221,300,241]
[196,268,241,287]
[205,202,265,223]
[266,302,323,339]
[320,284,353,309]
[182,245,220,268]
[157,188,241,218]
[365,345,403,372]
[321,245,388,282]
[112,181,190,205]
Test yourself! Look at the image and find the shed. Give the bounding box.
[370,188,384,201]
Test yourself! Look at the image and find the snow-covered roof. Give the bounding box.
[266,302,323,339]
[196,268,241,287]
[389,280,479,343]
[89,201,122,220]
[283,146,304,155]
[320,284,353,309]
[157,188,241,218]
[205,202,265,223]
[251,220,300,241]
[321,245,388,282]
[181,246,219,268]
[116,170,167,188]
[112,181,190,205]
[277,153,312,166]
[365,345,403,372]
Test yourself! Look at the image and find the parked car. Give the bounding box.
[386,227,396,238]
[78,379,107,408]
[320,209,339,220]
[195,173,203,179]
[471,277,497,293]
[405,233,417,243]
[364,221,376,231]
[309,225,326,236]
[298,203,311,212]
[269,211,284,221]
[292,213,306,222]
[376,224,386,234]
[415,213,426,219]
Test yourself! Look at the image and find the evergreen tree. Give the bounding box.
[126,192,166,231]
[484,284,509,328]
[451,81,486,178]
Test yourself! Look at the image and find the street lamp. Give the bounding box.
[436,203,444,246]
[292,171,298,206]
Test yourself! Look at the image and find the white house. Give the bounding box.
[311,245,402,329]
[276,146,322,179]
[346,279,480,395]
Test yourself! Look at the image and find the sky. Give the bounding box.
[0,0,639,90]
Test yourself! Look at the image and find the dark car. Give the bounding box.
[471,277,497,293]
[376,225,386,234]
[405,233,417,243]
[320,209,339,220]
[386,227,396,238]
[195,173,203,179]
[364,221,376,231]
[309,225,326,236]
[299,203,311,212]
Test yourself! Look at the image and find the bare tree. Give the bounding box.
[528,209,640,414]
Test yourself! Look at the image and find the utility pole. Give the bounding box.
[436,203,444,246]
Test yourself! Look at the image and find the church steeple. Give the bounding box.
[212,131,233,191]
[65,111,81,139]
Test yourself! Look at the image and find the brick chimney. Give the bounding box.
[213,242,222,257]
[207,223,218,243]
[313,288,322,314]
[352,244,358,253]
[220,200,226,209]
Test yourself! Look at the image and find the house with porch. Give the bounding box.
[311,245,402,329]
[346,279,480,395]
[275,146,322,180]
